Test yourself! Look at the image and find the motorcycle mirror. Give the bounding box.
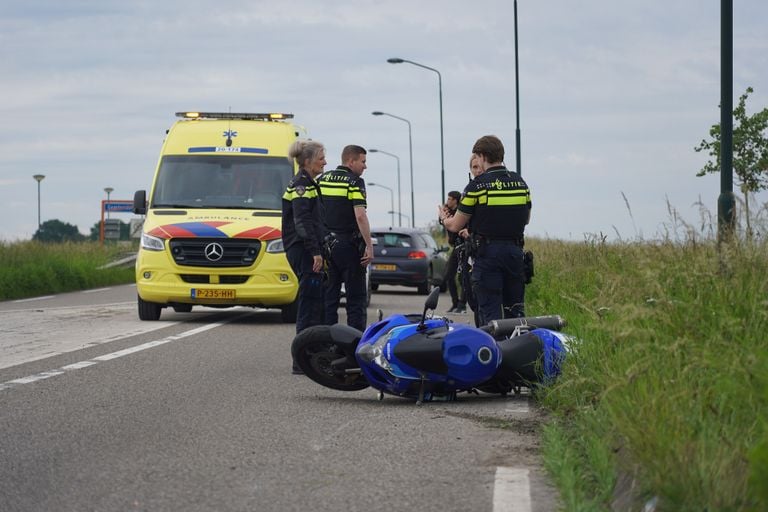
[424,286,440,311]
[418,286,441,330]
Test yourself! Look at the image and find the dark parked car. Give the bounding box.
[369,227,449,294]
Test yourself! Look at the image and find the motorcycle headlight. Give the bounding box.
[141,232,165,251]
[360,330,401,373]
[266,238,285,253]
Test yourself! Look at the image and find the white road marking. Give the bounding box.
[0,313,249,392]
[12,295,55,303]
[82,288,111,293]
[493,467,532,512]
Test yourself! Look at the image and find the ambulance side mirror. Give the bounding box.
[133,190,147,215]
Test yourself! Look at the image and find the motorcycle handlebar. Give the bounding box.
[483,315,567,337]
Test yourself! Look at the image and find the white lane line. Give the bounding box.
[493,467,532,512]
[13,295,55,303]
[0,301,135,313]
[0,313,249,392]
[82,288,111,293]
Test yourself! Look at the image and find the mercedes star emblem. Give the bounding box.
[204,242,224,261]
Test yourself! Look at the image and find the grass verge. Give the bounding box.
[0,241,135,300]
[527,236,768,511]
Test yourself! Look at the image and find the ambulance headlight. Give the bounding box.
[266,238,285,253]
[141,233,165,251]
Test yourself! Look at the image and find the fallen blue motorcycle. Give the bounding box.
[291,287,569,403]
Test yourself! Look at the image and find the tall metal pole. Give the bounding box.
[718,0,735,240]
[33,174,45,229]
[514,0,522,175]
[437,71,445,201]
[407,124,415,228]
[369,148,402,227]
[371,112,415,227]
[387,58,445,209]
[104,187,114,220]
[369,182,395,226]
[388,211,410,226]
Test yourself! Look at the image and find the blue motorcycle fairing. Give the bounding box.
[355,315,501,398]
[531,328,568,381]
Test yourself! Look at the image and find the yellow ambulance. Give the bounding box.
[132,112,302,321]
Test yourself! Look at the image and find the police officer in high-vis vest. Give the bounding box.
[282,140,327,373]
[317,145,374,332]
[439,135,531,325]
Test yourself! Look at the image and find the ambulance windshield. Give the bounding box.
[151,155,294,210]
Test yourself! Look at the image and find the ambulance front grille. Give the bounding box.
[179,274,250,284]
[169,238,261,267]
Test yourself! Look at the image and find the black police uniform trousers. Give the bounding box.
[286,244,325,333]
[445,245,466,310]
[324,238,367,332]
[471,240,526,325]
[458,253,481,327]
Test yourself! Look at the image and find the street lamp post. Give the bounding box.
[368,148,402,227]
[371,111,414,227]
[387,211,410,226]
[514,0,522,175]
[32,174,45,229]
[368,182,395,226]
[104,187,114,219]
[387,57,445,202]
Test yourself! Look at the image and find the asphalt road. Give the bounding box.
[0,285,558,512]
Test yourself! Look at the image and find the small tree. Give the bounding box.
[695,87,768,237]
[33,219,86,243]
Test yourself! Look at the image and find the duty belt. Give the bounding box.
[329,231,360,241]
[481,237,525,247]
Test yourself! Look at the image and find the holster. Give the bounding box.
[523,250,534,284]
[322,233,337,261]
[470,233,486,258]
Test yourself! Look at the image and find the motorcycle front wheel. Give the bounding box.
[291,325,370,391]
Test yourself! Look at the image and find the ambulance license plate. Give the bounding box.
[191,288,236,299]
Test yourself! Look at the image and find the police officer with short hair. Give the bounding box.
[318,145,374,332]
[282,140,327,373]
[439,135,531,325]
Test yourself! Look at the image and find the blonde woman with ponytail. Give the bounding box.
[281,140,328,374]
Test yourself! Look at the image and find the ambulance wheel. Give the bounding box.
[138,296,162,321]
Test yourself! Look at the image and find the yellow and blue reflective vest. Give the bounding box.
[281,168,325,255]
[317,166,367,234]
[457,166,530,240]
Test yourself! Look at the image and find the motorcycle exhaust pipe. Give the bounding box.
[486,315,566,338]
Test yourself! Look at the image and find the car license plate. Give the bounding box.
[191,288,236,299]
[373,264,397,271]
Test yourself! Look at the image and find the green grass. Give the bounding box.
[0,241,135,300]
[527,236,768,511]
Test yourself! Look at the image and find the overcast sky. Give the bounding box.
[2,0,767,242]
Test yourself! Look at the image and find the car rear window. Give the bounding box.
[372,233,414,248]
